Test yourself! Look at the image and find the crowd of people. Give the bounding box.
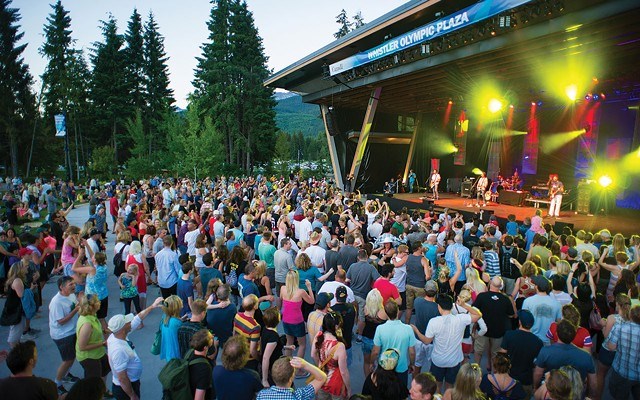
[0,174,639,400]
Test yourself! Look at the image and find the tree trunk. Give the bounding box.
[9,131,18,177]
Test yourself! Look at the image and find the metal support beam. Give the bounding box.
[321,104,344,190]
[402,114,422,184]
[350,87,382,189]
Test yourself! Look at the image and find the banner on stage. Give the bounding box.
[329,0,533,76]
[54,114,66,137]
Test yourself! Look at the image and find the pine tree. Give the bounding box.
[143,11,174,156]
[90,15,128,162]
[66,49,91,176]
[123,8,145,114]
[193,0,234,163]
[0,0,36,176]
[39,0,73,118]
[353,11,365,29]
[228,0,276,170]
[334,9,352,39]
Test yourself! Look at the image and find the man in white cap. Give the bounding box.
[106,297,163,400]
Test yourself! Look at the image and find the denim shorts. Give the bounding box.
[283,322,306,338]
[362,336,374,355]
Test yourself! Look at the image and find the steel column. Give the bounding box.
[349,87,382,189]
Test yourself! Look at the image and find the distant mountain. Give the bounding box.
[274,93,324,137]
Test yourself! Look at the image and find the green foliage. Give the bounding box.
[193,0,277,172]
[90,146,116,179]
[334,9,352,39]
[274,94,324,136]
[353,11,365,29]
[123,9,145,112]
[0,0,36,176]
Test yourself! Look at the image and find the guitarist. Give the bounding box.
[548,175,564,218]
[429,170,441,200]
[476,172,489,207]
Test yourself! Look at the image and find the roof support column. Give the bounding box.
[402,113,422,185]
[350,86,382,190]
[321,104,344,190]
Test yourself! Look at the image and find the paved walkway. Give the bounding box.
[0,204,368,398]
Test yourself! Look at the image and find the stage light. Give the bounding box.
[565,84,578,101]
[509,104,514,108]
[598,175,612,188]
[531,101,536,106]
[448,100,453,105]
[585,93,592,101]
[600,93,606,101]
[488,99,503,113]
[593,94,600,101]
[537,100,543,106]
[471,168,483,175]
[453,146,459,153]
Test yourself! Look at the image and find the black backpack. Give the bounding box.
[113,244,126,276]
[499,246,516,278]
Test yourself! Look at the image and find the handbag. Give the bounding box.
[306,344,338,384]
[151,322,162,355]
[588,301,603,331]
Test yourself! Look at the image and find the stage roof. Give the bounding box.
[266,0,640,115]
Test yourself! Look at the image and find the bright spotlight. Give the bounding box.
[471,168,483,175]
[598,175,612,188]
[565,84,577,101]
[488,99,503,113]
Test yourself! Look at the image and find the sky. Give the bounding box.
[14,0,408,108]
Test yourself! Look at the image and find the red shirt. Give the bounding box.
[109,197,118,216]
[373,278,400,304]
[547,322,593,348]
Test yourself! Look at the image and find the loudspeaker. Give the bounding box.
[461,181,473,198]
[553,221,575,236]
[326,109,340,136]
[576,182,592,214]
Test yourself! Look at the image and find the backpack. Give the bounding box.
[113,244,126,277]
[226,263,238,289]
[499,246,516,278]
[158,350,209,400]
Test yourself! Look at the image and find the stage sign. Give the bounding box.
[54,114,66,137]
[329,0,533,76]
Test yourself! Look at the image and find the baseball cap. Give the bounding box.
[532,275,551,292]
[567,248,578,259]
[315,292,333,309]
[335,286,348,303]
[18,248,33,258]
[90,228,100,236]
[108,313,135,333]
[518,309,535,328]
[424,280,438,293]
[378,348,400,371]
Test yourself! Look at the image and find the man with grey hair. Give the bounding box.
[274,238,295,294]
[444,234,470,293]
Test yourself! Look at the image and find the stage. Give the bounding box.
[367,192,640,237]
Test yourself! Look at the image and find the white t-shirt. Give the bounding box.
[318,281,355,306]
[425,313,472,368]
[107,316,144,385]
[298,219,312,242]
[48,292,78,340]
[390,257,407,292]
[303,245,326,270]
[184,229,200,256]
[550,291,572,306]
[114,242,130,261]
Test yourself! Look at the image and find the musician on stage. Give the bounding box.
[548,175,564,218]
[408,169,417,193]
[476,172,489,207]
[429,169,441,200]
[511,170,522,190]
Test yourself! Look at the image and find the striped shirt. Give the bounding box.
[483,250,501,278]
[234,312,261,358]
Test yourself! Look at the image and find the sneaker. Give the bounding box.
[21,331,38,340]
[63,372,80,383]
[57,385,68,395]
[26,328,41,334]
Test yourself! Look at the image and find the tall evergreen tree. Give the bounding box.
[228,0,276,170]
[123,8,145,114]
[334,9,352,39]
[0,0,35,176]
[143,11,174,155]
[193,0,234,163]
[90,15,128,162]
[353,11,365,29]
[67,49,91,174]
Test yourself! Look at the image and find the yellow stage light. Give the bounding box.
[565,84,578,101]
[471,168,483,175]
[598,175,612,188]
[488,99,503,113]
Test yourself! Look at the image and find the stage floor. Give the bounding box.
[390,192,640,237]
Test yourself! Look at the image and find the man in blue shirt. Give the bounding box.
[154,236,182,298]
[238,262,260,298]
[444,234,470,292]
[257,356,326,400]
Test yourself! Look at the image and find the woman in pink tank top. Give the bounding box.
[279,270,314,376]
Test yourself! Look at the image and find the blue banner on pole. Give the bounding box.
[54,114,66,137]
[329,0,532,76]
